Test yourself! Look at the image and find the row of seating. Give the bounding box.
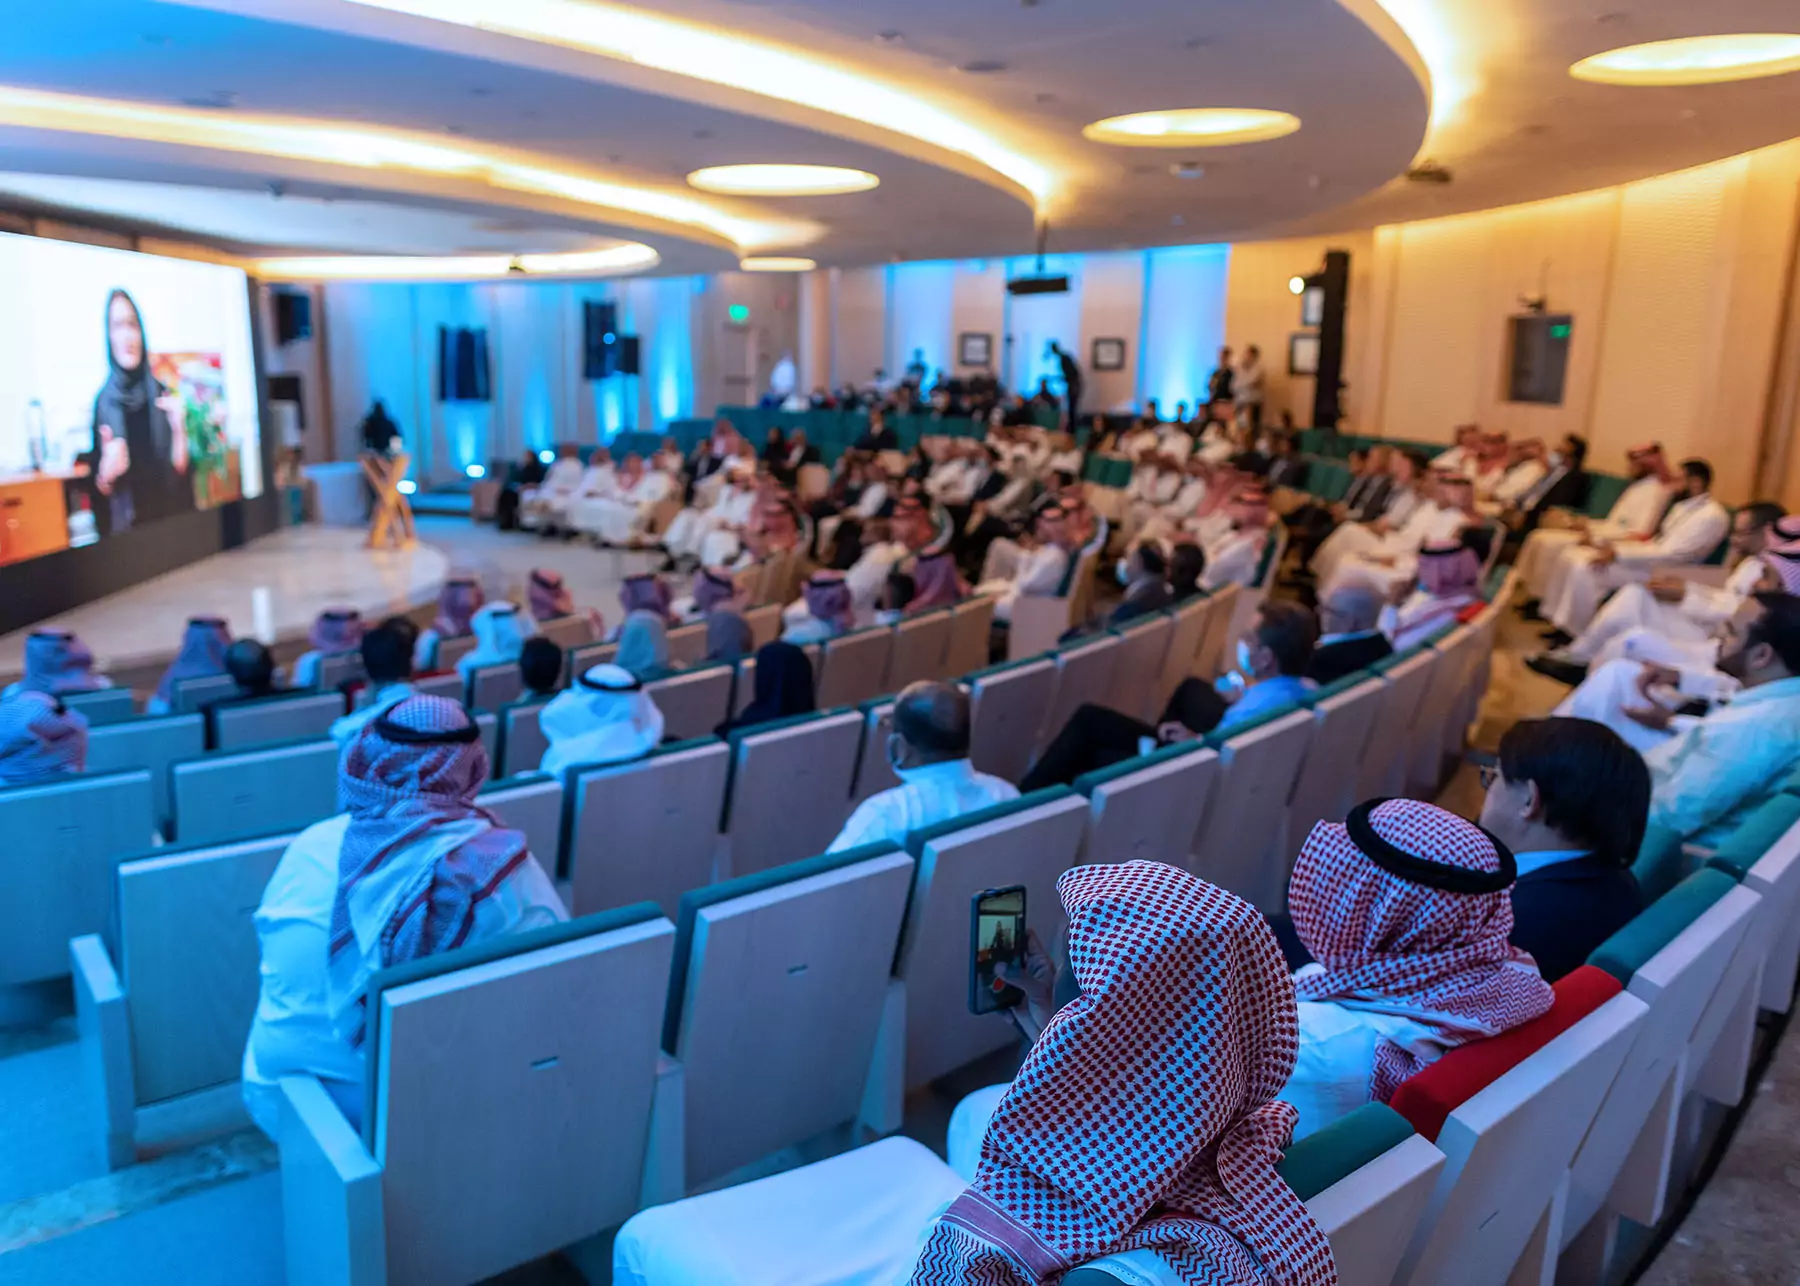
[608,768,1800,1286]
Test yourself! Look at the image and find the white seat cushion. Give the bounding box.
[613,1136,966,1286]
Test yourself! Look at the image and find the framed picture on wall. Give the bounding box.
[1300,286,1325,327]
[1288,332,1321,376]
[958,332,993,368]
[1091,337,1127,371]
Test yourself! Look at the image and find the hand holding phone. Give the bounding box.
[970,887,1027,1016]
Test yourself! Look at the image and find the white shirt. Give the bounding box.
[1200,529,1267,591]
[1011,543,1071,599]
[853,482,891,521]
[1513,849,1590,878]
[576,464,617,498]
[1683,556,1772,625]
[1614,495,1730,566]
[1280,996,1446,1141]
[847,541,909,617]
[1644,675,1800,846]
[240,813,565,1136]
[1599,477,1674,540]
[827,759,1019,853]
[330,682,417,745]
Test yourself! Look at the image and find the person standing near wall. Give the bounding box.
[1236,344,1266,433]
[1048,340,1083,432]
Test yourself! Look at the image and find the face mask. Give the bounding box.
[1236,638,1257,676]
[1116,557,1131,585]
[1547,453,1564,469]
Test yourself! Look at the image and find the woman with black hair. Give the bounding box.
[86,289,193,533]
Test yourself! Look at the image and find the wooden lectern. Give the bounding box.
[360,451,416,549]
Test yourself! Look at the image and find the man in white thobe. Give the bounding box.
[1528,504,1785,682]
[571,454,675,546]
[1541,458,1731,636]
[975,503,1076,624]
[1199,487,1275,592]
[519,445,584,531]
[1518,443,1674,602]
[827,681,1018,852]
[1558,594,1800,845]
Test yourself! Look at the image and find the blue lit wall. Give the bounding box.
[648,275,697,428]
[591,284,627,441]
[1003,254,1084,398]
[885,260,956,388]
[1138,243,1232,414]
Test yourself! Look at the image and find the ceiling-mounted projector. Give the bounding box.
[1006,275,1069,296]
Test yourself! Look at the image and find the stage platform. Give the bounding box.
[0,517,662,685]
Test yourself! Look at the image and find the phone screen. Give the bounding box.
[970,887,1027,1015]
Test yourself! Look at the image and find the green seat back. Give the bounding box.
[1708,794,1800,880]
[1587,868,1737,984]
[363,900,664,1144]
[1582,473,1628,520]
[1277,1102,1416,1201]
[1629,822,1688,902]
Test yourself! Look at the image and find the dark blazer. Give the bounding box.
[1346,475,1395,523]
[1307,632,1393,685]
[1109,579,1174,626]
[1509,854,1643,982]
[1268,457,1311,492]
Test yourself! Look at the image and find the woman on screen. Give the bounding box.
[87,289,194,533]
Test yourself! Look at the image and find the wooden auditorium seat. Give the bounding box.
[642,665,735,741]
[1073,743,1219,869]
[170,740,339,848]
[723,710,863,877]
[84,712,205,837]
[564,739,730,916]
[1190,706,1317,912]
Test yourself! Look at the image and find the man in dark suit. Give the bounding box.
[1284,447,1393,570]
[1307,581,1393,683]
[1507,434,1589,536]
[1478,716,1648,982]
[1108,543,1174,625]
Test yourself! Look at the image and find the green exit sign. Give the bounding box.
[1549,323,1572,339]
[728,304,750,324]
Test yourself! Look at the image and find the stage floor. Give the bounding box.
[0,518,662,683]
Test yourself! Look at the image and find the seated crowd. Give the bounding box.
[7,398,1800,1286]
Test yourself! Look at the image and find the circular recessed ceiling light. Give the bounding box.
[740,257,817,272]
[687,164,878,196]
[1569,33,1800,85]
[1082,107,1300,147]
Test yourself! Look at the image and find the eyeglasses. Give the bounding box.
[1478,764,1500,790]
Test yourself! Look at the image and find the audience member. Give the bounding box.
[146,617,232,715]
[675,566,738,625]
[1479,718,1648,981]
[518,637,564,702]
[538,663,666,775]
[1308,582,1393,683]
[292,609,364,690]
[331,623,419,745]
[907,547,967,612]
[975,503,1076,624]
[1168,542,1207,603]
[415,578,483,671]
[1382,539,1485,652]
[1279,799,1553,1139]
[717,641,816,737]
[518,444,583,531]
[1538,458,1730,639]
[218,639,284,703]
[1109,543,1172,624]
[527,568,574,621]
[1588,592,1800,844]
[0,691,89,785]
[926,862,1335,1286]
[1517,443,1674,611]
[457,603,533,684]
[617,572,674,629]
[5,629,112,699]
[827,681,1017,851]
[1198,484,1275,591]
[241,695,566,1136]
[783,571,854,644]
[1528,502,1785,685]
[875,571,916,627]
[573,452,675,546]
[615,610,677,683]
[1217,600,1318,732]
[1021,679,1225,792]
[1503,434,1588,535]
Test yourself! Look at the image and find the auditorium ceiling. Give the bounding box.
[2,0,1798,275]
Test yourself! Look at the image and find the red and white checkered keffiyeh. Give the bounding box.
[326,695,527,1048]
[1289,799,1553,1103]
[910,861,1337,1286]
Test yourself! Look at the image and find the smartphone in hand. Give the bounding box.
[969,886,1027,1015]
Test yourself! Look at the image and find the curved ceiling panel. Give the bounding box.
[0,0,1429,264]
